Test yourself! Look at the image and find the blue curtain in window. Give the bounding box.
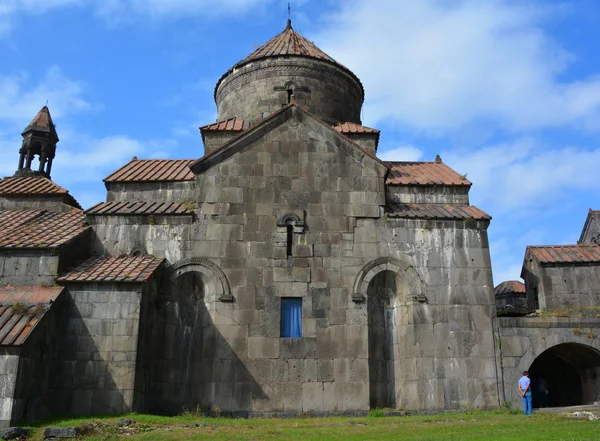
[281,298,302,338]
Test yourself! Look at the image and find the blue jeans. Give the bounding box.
[522,390,532,415]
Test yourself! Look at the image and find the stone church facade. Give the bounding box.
[1,20,598,427]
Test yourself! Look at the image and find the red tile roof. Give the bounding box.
[216,21,363,99]
[387,203,490,220]
[386,160,471,186]
[86,201,193,215]
[494,280,526,296]
[527,245,600,264]
[104,159,195,183]
[22,106,58,140]
[334,122,379,135]
[0,286,64,346]
[234,21,340,69]
[0,177,68,195]
[0,209,88,249]
[200,117,247,132]
[57,256,164,283]
[0,177,81,209]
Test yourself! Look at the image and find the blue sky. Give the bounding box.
[1,0,600,284]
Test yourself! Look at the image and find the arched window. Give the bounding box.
[286,224,294,257]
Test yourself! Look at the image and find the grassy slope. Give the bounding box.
[22,410,600,441]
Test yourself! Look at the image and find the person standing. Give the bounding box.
[518,371,532,415]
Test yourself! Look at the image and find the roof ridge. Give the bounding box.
[191,102,389,171]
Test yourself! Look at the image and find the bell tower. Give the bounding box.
[14,106,59,179]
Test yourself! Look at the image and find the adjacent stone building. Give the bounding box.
[0,19,597,427]
[497,210,600,409]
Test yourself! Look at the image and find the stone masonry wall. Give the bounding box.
[387,185,470,205]
[354,217,500,410]
[12,292,66,424]
[0,348,20,428]
[48,283,146,417]
[0,253,59,286]
[216,58,363,126]
[0,196,75,212]
[523,259,600,310]
[126,108,500,414]
[89,215,195,263]
[203,132,240,156]
[105,182,194,204]
[498,317,600,407]
[580,214,600,244]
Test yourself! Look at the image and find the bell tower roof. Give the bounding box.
[22,106,59,142]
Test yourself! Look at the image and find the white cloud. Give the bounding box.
[0,0,83,34]
[444,139,600,213]
[0,0,274,31]
[0,67,90,124]
[315,0,600,134]
[377,145,423,161]
[95,0,273,21]
[0,68,176,207]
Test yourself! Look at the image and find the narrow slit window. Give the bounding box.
[287,89,294,103]
[286,224,294,257]
[281,298,302,338]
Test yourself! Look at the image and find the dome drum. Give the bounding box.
[215,57,363,126]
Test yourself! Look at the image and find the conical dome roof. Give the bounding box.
[233,19,340,69]
[216,20,362,97]
[214,20,364,125]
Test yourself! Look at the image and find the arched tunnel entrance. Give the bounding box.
[528,343,600,408]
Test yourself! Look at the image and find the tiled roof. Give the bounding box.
[57,256,164,283]
[386,160,471,186]
[0,286,64,346]
[527,245,600,264]
[0,177,68,195]
[86,201,193,215]
[495,280,526,296]
[216,21,363,98]
[104,159,195,183]
[334,122,379,135]
[200,117,247,132]
[0,209,88,249]
[22,106,58,140]
[387,203,491,220]
[234,20,340,69]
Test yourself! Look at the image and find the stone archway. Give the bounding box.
[352,257,424,303]
[353,258,425,409]
[515,340,600,408]
[367,270,397,408]
[168,257,232,303]
[145,258,233,413]
[527,343,600,407]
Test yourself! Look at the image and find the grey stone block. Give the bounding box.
[0,427,27,440]
[43,427,81,439]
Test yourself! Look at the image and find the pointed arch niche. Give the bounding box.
[352,258,426,409]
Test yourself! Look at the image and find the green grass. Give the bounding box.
[20,409,600,441]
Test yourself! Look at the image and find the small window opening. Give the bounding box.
[286,224,294,257]
[281,298,302,338]
[287,89,294,103]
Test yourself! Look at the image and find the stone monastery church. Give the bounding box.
[1,20,600,427]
